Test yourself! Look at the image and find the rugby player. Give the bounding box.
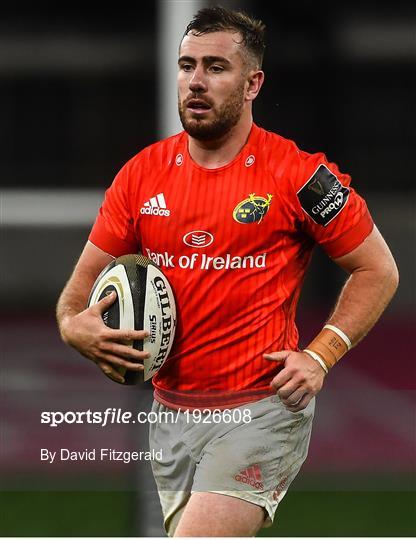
[57,6,399,537]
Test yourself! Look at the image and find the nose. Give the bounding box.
[189,66,207,93]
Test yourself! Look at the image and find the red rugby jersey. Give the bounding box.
[89,123,373,409]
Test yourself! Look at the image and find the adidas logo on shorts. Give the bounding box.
[234,464,264,490]
[140,193,170,217]
[272,475,288,501]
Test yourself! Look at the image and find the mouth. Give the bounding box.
[186,99,212,114]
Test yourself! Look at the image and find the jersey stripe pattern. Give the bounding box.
[89,124,374,409]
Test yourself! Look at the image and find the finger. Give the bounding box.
[103,343,150,363]
[281,388,305,406]
[105,328,150,343]
[277,381,301,400]
[270,368,293,391]
[286,393,311,413]
[97,361,125,384]
[101,352,145,372]
[94,291,117,313]
[264,350,292,363]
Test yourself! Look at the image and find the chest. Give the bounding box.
[132,162,295,257]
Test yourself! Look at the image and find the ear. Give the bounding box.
[245,70,265,102]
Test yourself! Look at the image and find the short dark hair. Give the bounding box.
[183,6,266,69]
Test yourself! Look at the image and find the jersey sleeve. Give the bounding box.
[88,163,139,257]
[291,152,374,258]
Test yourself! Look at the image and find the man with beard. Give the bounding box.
[57,6,398,537]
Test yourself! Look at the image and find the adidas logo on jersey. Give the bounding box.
[235,464,264,489]
[140,193,170,217]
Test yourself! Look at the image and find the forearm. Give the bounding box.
[56,268,97,336]
[56,241,114,340]
[327,264,399,346]
[304,227,399,372]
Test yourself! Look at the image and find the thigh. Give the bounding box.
[174,491,266,537]
[192,395,315,525]
[148,401,196,535]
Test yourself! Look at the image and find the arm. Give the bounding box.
[56,241,149,383]
[265,226,399,411]
[326,226,399,344]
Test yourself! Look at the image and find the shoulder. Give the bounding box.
[255,125,350,192]
[256,125,324,171]
[106,132,186,193]
[124,131,186,174]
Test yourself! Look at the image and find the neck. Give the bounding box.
[187,112,253,169]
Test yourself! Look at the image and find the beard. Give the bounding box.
[178,82,245,141]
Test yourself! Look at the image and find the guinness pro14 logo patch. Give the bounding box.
[297,164,350,226]
[233,193,273,224]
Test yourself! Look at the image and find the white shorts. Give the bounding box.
[149,395,315,536]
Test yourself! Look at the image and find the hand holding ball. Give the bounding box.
[88,254,177,384]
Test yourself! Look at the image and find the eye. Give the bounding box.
[210,65,224,73]
[180,63,193,72]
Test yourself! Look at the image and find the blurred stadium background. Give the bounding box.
[1,0,415,536]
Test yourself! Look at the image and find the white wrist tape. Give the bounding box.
[323,324,352,350]
[303,349,329,374]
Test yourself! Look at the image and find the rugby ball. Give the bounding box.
[88,253,176,384]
